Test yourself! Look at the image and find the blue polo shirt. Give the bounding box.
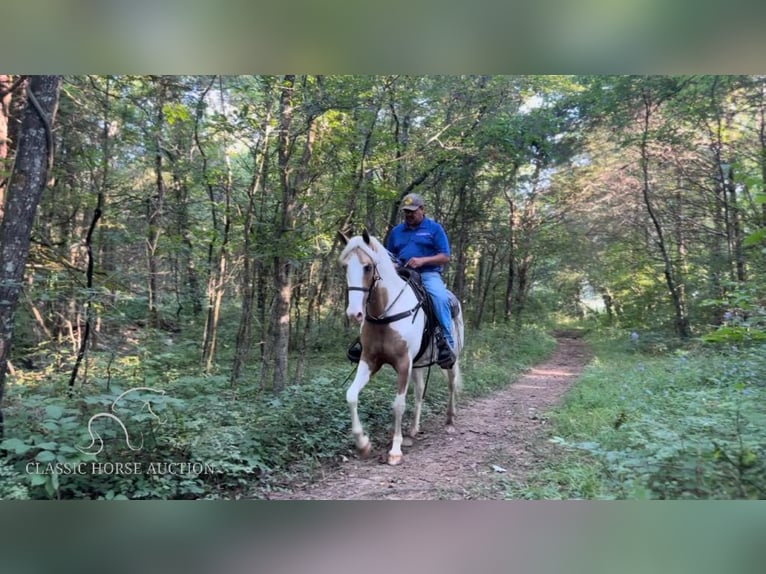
[386,217,451,273]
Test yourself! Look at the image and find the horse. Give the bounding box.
[338,229,464,465]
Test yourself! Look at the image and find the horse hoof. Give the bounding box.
[445,424,456,435]
[358,441,372,458]
[402,436,414,447]
[387,454,403,466]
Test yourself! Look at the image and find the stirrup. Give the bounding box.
[436,341,455,369]
[347,340,362,363]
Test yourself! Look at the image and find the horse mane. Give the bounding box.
[339,233,397,277]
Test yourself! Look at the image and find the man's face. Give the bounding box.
[403,206,424,227]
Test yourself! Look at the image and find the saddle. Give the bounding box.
[396,268,460,364]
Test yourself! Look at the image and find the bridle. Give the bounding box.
[346,256,380,297]
[346,256,421,325]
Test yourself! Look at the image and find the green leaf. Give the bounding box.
[0,438,33,455]
[43,421,60,432]
[44,405,65,420]
[35,450,56,463]
[30,473,49,486]
[742,229,765,247]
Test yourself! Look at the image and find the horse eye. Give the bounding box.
[363,264,372,273]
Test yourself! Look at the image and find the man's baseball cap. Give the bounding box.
[401,193,424,211]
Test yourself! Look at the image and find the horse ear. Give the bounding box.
[362,229,371,245]
[337,231,350,246]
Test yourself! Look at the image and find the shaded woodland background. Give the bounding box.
[0,75,764,499]
[3,76,765,387]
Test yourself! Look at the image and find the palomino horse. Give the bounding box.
[339,230,464,465]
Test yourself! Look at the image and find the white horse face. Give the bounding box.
[343,250,375,324]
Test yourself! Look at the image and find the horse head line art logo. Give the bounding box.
[77,387,168,456]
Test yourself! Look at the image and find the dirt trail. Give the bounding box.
[268,332,590,500]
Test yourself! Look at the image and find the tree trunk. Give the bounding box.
[602,288,615,322]
[760,78,766,226]
[452,170,471,303]
[471,245,487,328]
[231,85,274,386]
[266,76,316,392]
[68,76,112,386]
[725,165,746,283]
[706,77,729,324]
[501,167,519,322]
[473,245,497,328]
[0,75,61,437]
[0,75,28,225]
[639,90,690,339]
[293,262,319,385]
[513,257,530,328]
[709,151,728,324]
[355,100,380,235]
[146,78,167,329]
[169,170,202,317]
[95,77,118,337]
[68,199,102,387]
[201,152,232,373]
[386,93,410,232]
[195,77,233,372]
[504,226,516,322]
[264,75,299,393]
[0,75,15,222]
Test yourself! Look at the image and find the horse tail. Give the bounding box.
[452,302,465,393]
[453,301,465,355]
[452,356,463,394]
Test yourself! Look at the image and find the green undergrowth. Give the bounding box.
[501,329,766,499]
[0,324,554,499]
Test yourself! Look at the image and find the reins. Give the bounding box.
[347,261,421,325]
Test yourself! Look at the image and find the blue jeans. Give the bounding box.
[420,272,454,349]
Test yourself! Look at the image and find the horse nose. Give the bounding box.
[348,309,364,324]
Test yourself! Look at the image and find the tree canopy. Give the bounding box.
[0,75,763,390]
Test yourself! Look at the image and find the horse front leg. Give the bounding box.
[388,362,412,466]
[346,362,373,458]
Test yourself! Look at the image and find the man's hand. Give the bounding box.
[405,256,424,269]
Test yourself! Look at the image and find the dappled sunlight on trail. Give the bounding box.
[525,368,579,378]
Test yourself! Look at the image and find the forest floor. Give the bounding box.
[266,331,591,500]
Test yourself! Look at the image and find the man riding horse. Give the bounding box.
[348,193,456,369]
[339,229,464,465]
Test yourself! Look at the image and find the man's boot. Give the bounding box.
[347,338,362,363]
[435,330,455,369]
